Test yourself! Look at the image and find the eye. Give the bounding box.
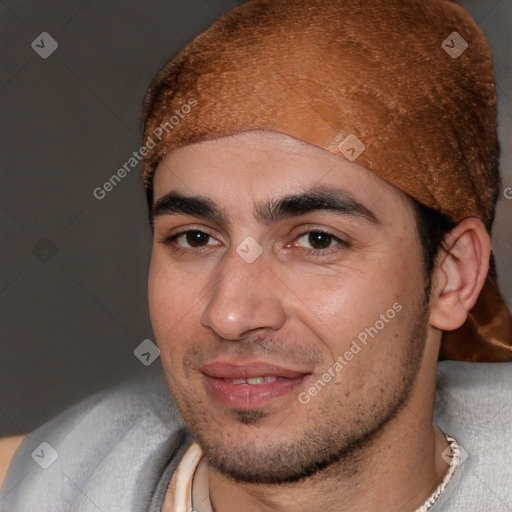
[162,229,221,251]
[292,230,348,253]
[160,228,348,256]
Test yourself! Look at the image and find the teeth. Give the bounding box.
[228,376,278,385]
[247,377,265,385]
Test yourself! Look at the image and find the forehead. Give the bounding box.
[152,130,413,225]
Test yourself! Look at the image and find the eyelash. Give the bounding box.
[160,228,349,256]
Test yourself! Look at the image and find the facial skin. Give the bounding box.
[149,130,489,512]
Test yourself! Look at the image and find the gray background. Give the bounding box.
[0,0,511,437]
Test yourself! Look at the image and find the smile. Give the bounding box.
[200,360,313,409]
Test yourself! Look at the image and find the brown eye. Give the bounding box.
[162,229,221,250]
[307,231,335,249]
[294,230,343,251]
[183,230,210,247]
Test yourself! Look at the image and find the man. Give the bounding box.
[1,0,511,510]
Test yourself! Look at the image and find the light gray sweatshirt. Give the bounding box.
[1,361,510,511]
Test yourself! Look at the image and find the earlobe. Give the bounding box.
[429,218,491,332]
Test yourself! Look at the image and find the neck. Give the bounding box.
[207,361,449,512]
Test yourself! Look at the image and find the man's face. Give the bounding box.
[149,130,432,483]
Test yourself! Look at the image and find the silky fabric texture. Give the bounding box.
[140,0,512,361]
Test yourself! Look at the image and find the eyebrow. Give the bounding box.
[151,186,380,229]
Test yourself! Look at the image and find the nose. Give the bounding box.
[200,247,286,340]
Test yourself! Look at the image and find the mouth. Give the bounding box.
[221,375,284,384]
[200,360,313,409]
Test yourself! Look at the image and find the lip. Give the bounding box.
[201,360,313,409]
[201,360,309,380]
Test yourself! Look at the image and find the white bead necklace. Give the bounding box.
[414,435,461,512]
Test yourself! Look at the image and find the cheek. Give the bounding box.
[289,244,422,361]
[294,263,406,329]
[148,251,203,349]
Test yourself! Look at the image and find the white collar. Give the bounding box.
[164,442,213,512]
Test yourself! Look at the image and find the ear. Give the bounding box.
[429,218,491,331]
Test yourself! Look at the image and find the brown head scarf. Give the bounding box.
[140,0,512,362]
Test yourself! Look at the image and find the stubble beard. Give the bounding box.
[171,299,430,485]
